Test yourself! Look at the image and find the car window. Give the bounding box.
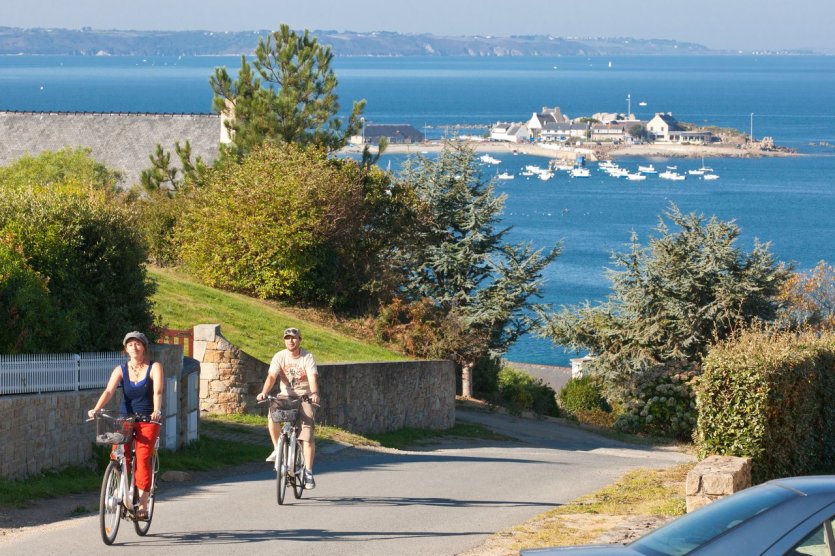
[632,485,796,556]
[785,516,835,556]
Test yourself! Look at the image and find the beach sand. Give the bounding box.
[342,140,797,161]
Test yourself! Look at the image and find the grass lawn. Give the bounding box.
[150,266,406,363]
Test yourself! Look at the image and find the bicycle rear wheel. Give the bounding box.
[292,438,305,499]
[99,461,122,545]
[276,436,288,505]
[133,453,157,536]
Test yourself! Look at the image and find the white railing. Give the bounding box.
[0,352,124,395]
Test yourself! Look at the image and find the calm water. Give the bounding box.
[2,55,834,365]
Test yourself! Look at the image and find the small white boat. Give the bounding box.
[702,173,720,180]
[626,173,647,181]
[521,170,534,177]
[538,171,555,181]
[525,164,543,172]
[497,172,514,180]
[688,168,705,176]
[570,167,591,178]
[479,154,501,165]
[666,165,678,170]
[638,164,657,174]
[659,170,686,181]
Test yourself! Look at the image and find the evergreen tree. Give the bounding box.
[398,143,560,397]
[140,141,208,193]
[538,204,791,393]
[210,24,365,159]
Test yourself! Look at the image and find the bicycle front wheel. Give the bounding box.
[133,453,157,536]
[292,438,305,499]
[276,436,288,505]
[99,461,122,545]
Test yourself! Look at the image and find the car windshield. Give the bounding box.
[631,484,796,556]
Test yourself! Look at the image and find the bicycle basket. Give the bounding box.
[269,396,300,422]
[94,412,135,445]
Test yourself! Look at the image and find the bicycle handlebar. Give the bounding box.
[87,410,162,425]
[258,394,320,407]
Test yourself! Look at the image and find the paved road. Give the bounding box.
[2,409,692,555]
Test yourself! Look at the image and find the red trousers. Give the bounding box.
[112,422,160,491]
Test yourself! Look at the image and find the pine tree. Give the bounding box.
[210,24,365,159]
[398,143,560,397]
[538,204,791,391]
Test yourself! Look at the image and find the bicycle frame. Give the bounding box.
[94,412,160,545]
[262,395,306,504]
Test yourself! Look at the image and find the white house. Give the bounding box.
[646,113,683,142]
[490,122,531,143]
[540,122,588,142]
[527,106,569,138]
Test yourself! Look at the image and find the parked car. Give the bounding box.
[521,475,835,555]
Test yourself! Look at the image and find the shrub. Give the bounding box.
[179,143,415,310]
[0,243,75,353]
[614,365,698,440]
[558,374,611,415]
[0,174,155,351]
[696,328,835,482]
[496,367,559,417]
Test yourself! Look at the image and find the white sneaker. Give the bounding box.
[265,450,277,463]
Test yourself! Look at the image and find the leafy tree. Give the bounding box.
[178,143,415,309]
[0,147,120,192]
[0,243,75,353]
[538,204,791,395]
[778,260,835,330]
[394,143,560,397]
[0,152,156,352]
[628,124,648,140]
[210,24,365,159]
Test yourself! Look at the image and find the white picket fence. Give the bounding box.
[0,352,124,395]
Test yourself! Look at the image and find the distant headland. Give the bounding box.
[0,26,820,57]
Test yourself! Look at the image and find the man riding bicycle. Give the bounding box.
[256,327,320,489]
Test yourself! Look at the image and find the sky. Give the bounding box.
[2,0,834,52]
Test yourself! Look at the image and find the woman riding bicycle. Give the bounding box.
[88,331,163,520]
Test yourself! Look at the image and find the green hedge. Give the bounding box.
[696,329,835,482]
[496,367,559,417]
[559,374,610,415]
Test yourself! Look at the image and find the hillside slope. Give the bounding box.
[150,267,406,364]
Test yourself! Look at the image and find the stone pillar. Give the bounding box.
[685,455,752,512]
[194,323,268,414]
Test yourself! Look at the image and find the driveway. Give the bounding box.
[1,408,692,555]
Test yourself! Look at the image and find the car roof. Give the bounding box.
[768,475,835,496]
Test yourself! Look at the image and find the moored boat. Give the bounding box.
[638,164,657,174]
[659,170,686,181]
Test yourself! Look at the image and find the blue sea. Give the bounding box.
[2,55,834,365]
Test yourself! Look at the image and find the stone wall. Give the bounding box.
[0,344,192,480]
[194,324,456,433]
[685,455,752,512]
